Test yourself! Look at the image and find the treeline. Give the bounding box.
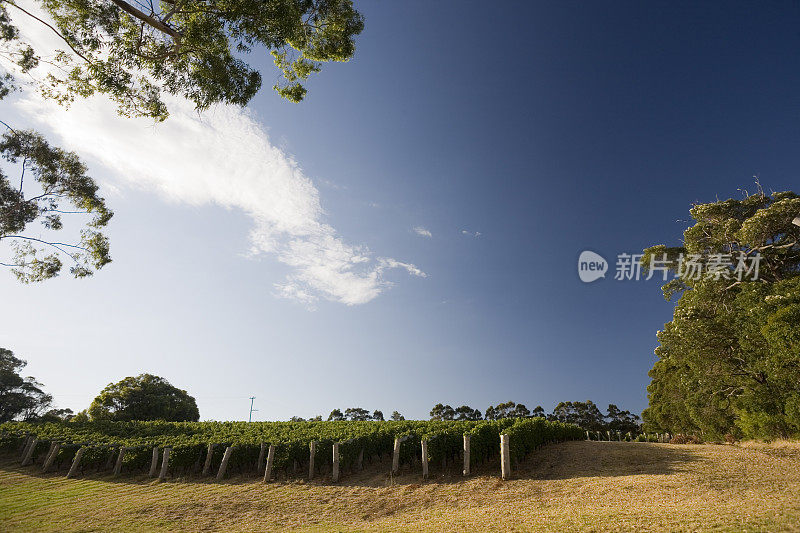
[0,348,74,423]
[1,350,198,425]
[426,401,640,434]
[4,347,638,435]
[288,401,640,433]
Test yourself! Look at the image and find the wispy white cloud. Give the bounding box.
[6,8,425,306]
[413,226,432,238]
[461,229,482,238]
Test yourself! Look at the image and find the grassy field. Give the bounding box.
[2,440,800,532]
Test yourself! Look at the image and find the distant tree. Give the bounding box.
[290,416,306,422]
[606,404,640,434]
[309,415,322,421]
[0,347,52,421]
[37,407,74,422]
[429,403,455,421]
[454,405,482,420]
[344,407,371,421]
[551,401,606,431]
[485,401,530,420]
[531,405,546,418]
[513,403,531,418]
[327,409,344,421]
[371,410,384,421]
[390,410,405,421]
[87,374,199,422]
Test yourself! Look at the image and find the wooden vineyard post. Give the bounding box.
[392,435,409,475]
[67,447,85,479]
[421,439,429,479]
[159,447,171,481]
[149,447,160,477]
[357,449,364,471]
[308,441,317,481]
[392,437,401,474]
[42,442,60,473]
[500,434,511,481]
[257,442,267,473]
[19,436,32,462]
[263,445,275,483]
[104,447,118,470]
[113,447,126,476]
[332,442,340,482]
[21,437,37,466]
[586,430,590,441]
[463,434,471,476]
[217,446,233,481]
[202,443,216,476]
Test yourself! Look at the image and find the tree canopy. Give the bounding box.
[642,190,800,439]
[0,1,364,282]
[326,407,384,421]
[428,403,455,421]
[485,401,530,420]
[0,347,53,421]
[88,373,199,422]
[2,0,364,120]
[454,405,482,421]
[0,127,112,281]
[550,401,607,432]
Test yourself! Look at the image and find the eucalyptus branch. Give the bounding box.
[3,1,93,64]
[107,0,182,40]
[1,235,89,252]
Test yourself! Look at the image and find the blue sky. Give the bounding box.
[1,1,799,421]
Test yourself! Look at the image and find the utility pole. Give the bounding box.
[249,396,258,422]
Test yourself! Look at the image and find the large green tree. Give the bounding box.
[642,190,800,439]
[88,373,200,421]
[0,347,53,421]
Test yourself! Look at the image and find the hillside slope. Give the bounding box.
[2,440,800,532]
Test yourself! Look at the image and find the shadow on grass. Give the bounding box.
[512,440,702,481]
[0,441,702,488]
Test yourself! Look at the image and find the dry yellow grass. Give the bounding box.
[2,440,800,532]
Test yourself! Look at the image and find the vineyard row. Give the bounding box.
[0,418,586,481]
